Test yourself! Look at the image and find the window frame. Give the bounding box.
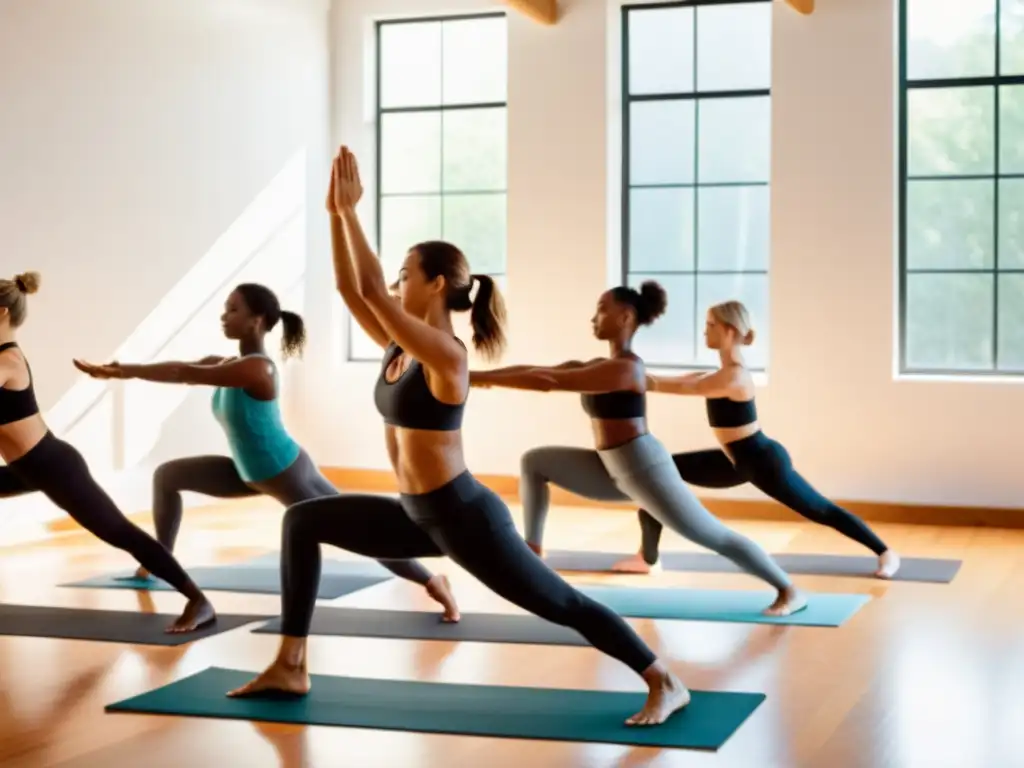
[621,0,773,372]
[347,11,508,363]
[897,0,1024,375]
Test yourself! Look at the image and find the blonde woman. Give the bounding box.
[615,300,901,580]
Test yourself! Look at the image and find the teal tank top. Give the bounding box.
[210,358,301,483]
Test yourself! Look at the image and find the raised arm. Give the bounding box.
[334,147,465,374]
[473,358,638,394]
[647,367,743,398]
[73,356,274,394]
[326,160,390,350]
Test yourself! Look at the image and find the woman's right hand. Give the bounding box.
[73,359,124,380]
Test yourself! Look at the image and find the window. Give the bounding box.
[622,0,772,369]
[900,0,1024,373]
[349,13,508,361]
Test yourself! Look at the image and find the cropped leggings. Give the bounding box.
[635,431,889,564]
[520,433,792,590]
[0,432,200,598]
[279,471,657,674]
[149,450,433,585]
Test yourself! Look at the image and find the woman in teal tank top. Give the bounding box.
[73,283,459,620]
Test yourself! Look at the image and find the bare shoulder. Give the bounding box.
[725,364,756,399]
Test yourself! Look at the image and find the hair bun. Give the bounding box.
[14,272,40,295]
[637,280,668,325]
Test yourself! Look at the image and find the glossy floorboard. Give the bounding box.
[2,498,1023,767]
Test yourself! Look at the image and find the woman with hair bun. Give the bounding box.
[73,283,458,618]
[617,300,901,579]
[0,272,216,633]
[471,286,806,617]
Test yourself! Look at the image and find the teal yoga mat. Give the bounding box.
[105,666,765,750]
[60,553,393,599]
[577,586,871,627]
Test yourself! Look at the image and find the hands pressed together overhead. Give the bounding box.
[325,146,363,216]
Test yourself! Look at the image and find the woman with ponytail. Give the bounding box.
[231,146,689,729]
[469,286,807,617]
[0,272,216,633]
[73,284,458,617]
[619,300,901,579]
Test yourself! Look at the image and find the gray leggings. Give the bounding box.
[150,450,433,585]
[519,434,792,591]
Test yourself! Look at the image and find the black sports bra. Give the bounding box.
[706,396,757,428]
[374,342,464,431]
[0,342,40,425]
[581,390,645,420]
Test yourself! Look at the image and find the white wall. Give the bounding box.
[302,0,1024,511]
[0,0,330,525]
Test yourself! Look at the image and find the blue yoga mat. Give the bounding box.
[105,666,765,750]
[60,553,393,600]
[577,586,870,627]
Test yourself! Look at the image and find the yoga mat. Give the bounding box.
[578,586,869,627]
[253,607,591,646]
[0,604,266,646]
[543,550,961,584]
[60,554,394,599]
[106,666,765,750]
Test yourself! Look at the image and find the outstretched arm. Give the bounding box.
[334,148,465,374]
[73,356,272,390]
[647,368,739,398]
[473,358,637,394]
[326,160,390,350]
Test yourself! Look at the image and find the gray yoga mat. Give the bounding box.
[543,550,961,583]
[0,603,267,646]
[60,552,395,599]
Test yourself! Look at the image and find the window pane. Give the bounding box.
[442,194,507,276]
[630,101,695,185]
[697,186,770,272]
[380,22,441,108]
[442,107,507,192]
[442,16,507,105]
[696,3,771,92]
[379,195,442,277]
[628,274,695,366]
[906,0,995,80]
[1000,85,1024,173]
[628,188,694,273]
[1000,179,1024,268]
[1003,0,1024,75]
[905,273,994,370]
[906,179,994,269]
[907,87,995,176]
[695,274,769,369]
[380,112,441,194]
[350,324,382,361]
[998,274,1024,370]
[697,96,770,183]
[628,7,694,95]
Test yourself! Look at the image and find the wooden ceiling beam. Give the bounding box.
[785,0,815,15]
[505,0,558,25]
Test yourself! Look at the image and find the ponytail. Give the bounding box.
[279,310,307,359]
[467,274,506,361]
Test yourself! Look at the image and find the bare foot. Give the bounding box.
[526,540,543,557]
[763,586,808,617]
[134,566,151,580]
[166,596,216,633]
[227,662,311,698]
[875,550,901,579]
[425,574,461,622]
[627,667,690,726]
[611,553,661,575]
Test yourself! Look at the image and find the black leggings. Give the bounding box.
[638,431,888,564]
[0,432,201,599]
[280,471,657,674]
[150,451,434,585]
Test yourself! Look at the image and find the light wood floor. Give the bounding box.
[2,499,1023,768]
